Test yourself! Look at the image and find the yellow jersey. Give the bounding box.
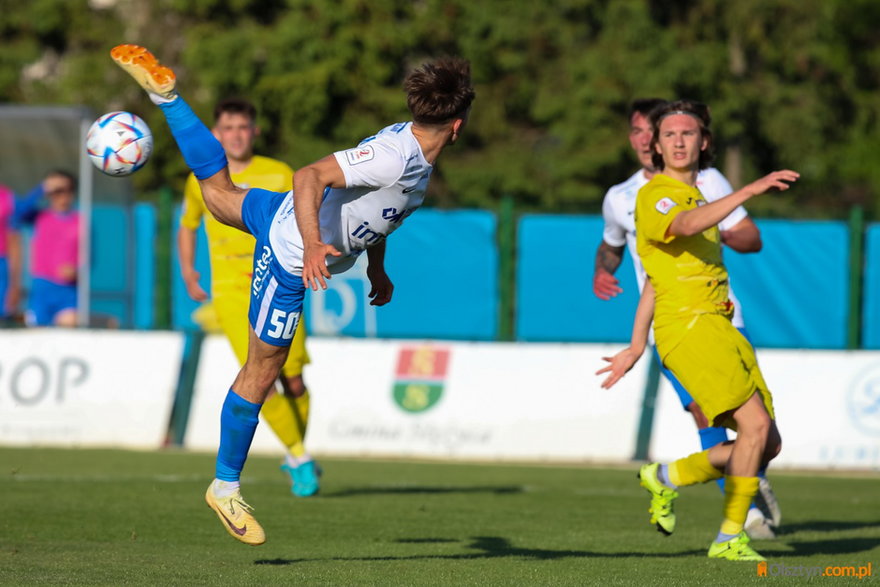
[635,174,733,353]
[180,155,294,295]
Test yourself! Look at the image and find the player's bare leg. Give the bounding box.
[206,329,290,545]
[707,394,781,561]
[692,400,779,539]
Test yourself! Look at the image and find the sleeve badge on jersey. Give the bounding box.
[345,145,375,165]
[655,197,677,215]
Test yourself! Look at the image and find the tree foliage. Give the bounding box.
[0,0,877,218]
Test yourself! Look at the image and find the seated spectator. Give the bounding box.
[15,171,80,327]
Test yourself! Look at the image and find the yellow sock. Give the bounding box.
[261,390,310,458]
[720,475,759,535]
[669,450,724,487]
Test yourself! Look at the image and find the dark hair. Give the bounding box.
[214,97,257,123]
[649,99,715,171]
[404,57,475,125]
[629,98,667,120]
[46,169,77,191]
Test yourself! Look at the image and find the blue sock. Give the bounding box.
[158,97,227,179]
[699,426,728,492]
[215,389,262,482]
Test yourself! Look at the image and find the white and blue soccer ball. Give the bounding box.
[86,111,153,176]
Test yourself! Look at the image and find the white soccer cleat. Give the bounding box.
[754,477,782,527]
[744,507,776,540]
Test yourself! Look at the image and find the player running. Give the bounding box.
[598,99,798,562]
[112,44,474,546]
[594,98,781,538]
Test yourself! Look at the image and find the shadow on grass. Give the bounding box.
[324,485,523,498]
[776,519,880,535]
[759,537,880,558]
[254,535,705,565]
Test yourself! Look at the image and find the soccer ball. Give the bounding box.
[86,111,153,176]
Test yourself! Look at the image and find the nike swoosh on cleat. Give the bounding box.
[218,511,248,536]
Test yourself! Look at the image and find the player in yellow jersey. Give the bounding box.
[178,97,319,497]
[597,99,798,562]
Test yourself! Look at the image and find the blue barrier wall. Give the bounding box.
[516,215,851,348]
[168,207,499,340]
[371,208,498,340]
[86,204,875,348]
[90,205,128,323]
[864,223,880,349]
[724,219,849,349]
[133,203,156,329]
[516,215,639,342]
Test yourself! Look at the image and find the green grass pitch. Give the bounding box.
[3,447,878,585]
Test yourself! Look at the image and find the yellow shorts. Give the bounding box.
[658,313,774,429]
[211,288,310,378]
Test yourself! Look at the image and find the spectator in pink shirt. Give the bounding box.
[15,171,80,327]
[0,184,22,321]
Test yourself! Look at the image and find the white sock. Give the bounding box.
[148,92,178,106]
[285,454,313,468]
[212,479,240,497]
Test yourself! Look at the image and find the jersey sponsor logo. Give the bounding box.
[402,186,417,194]
[655,197,677,215]
[381,206,416,224]
[350,221,386,245]
[345,145,375,165]
[252,245,273,297]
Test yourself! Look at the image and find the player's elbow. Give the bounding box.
[669,216,702,238]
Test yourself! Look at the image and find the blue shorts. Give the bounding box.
[659,327,752,410]
[27,277,77,326]
[0,257,8,317]
[241,188,306,347]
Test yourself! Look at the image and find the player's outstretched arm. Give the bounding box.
[177,225,208,302]
[293,155,346,291]
[597,280,655,388]
[366,241,393,307]
[669,170,799,239]
[593,241,625,300]
[5,229,21,314]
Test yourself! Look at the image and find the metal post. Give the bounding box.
[633,352,662,461]
[156,186,174,330]
[498,195,515,341]
[848,205,865,349]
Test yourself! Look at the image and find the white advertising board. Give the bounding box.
[0,329,182,448]
[185,336,649,463]
[649,349,880,470]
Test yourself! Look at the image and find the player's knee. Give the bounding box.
[54,309,78,327]
[202,184,243,228]
[764,425,782,462]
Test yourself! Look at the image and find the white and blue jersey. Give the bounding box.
[269,122,430,277]
[243,122,432,346]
